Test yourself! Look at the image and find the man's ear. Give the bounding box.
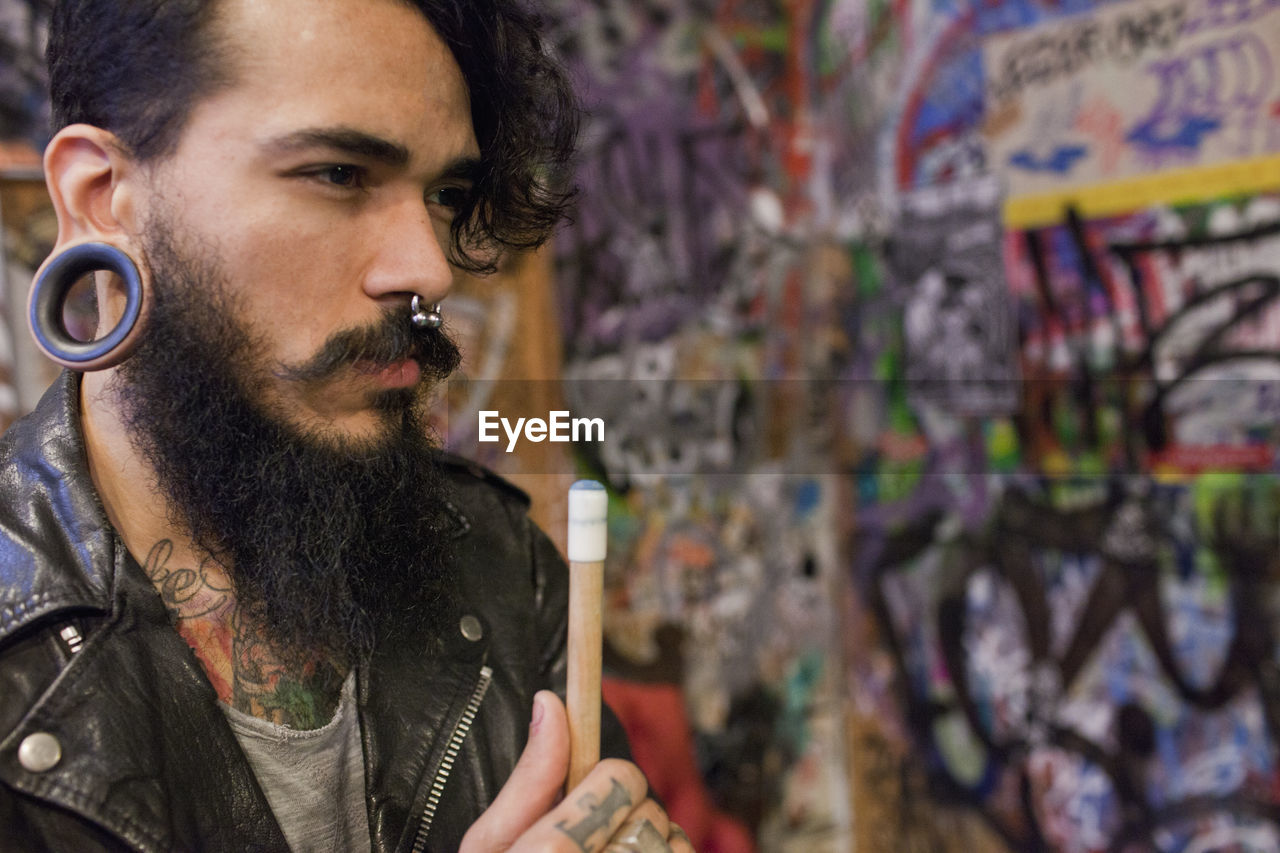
[43,124,143,249]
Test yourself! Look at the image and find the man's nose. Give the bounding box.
[362,199,454,307]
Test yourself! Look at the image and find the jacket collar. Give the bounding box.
[0,371,289,850]
[0,371,115,643]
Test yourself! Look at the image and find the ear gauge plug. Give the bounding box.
[28,240,150,370]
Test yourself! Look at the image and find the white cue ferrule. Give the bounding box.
[567,480,607,562]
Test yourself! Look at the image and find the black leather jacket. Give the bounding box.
[0,374,625,852]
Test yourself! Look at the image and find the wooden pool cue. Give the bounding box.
[566,479,607,790]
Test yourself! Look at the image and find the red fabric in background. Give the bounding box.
[602,677,757,853]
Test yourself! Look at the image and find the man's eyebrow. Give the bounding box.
[263,127,411,167]
[440,156,483,184]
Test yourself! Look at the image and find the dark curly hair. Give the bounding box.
[47,0,579,273]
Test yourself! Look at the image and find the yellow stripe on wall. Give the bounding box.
[1002,153,1280,229]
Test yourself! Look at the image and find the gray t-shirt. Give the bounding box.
[220,672,371,853]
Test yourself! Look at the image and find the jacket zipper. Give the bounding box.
[409,664,493,853]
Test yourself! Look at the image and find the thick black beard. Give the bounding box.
[116,224,463,666]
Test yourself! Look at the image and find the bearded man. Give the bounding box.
[0,1,691,851]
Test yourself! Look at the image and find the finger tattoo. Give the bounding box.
[555,778,634,851]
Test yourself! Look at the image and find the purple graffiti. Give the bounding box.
[1127,32,1275,157]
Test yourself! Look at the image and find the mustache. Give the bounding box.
[275,309,462,384]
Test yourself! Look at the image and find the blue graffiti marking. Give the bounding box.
[1126,114,1223,152]
[1008,145,1089,173]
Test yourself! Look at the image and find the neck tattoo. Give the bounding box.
[142,539,346,729]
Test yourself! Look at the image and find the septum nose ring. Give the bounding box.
[410,295,442,329]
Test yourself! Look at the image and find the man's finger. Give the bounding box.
[460,691,570,852]
[604,812,675,853]
[667,823,695,853]
[518,757,649,851]
[612,798,669,842]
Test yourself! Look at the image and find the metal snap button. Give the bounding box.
[18,732,61,773]
[459,614,483,642]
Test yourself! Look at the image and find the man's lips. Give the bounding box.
[355,358,421,389]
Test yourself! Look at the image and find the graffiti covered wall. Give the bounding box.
[542,0,1280,850]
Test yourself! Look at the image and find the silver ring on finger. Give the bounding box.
[604,817,670,853]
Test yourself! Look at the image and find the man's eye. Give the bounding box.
[430,185,470,211]
[321,165,362,187]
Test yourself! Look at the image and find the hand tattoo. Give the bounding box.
[555,778,633,851]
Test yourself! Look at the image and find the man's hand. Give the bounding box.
[460,691,696,852]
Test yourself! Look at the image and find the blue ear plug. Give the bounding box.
[29,241,147,370]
